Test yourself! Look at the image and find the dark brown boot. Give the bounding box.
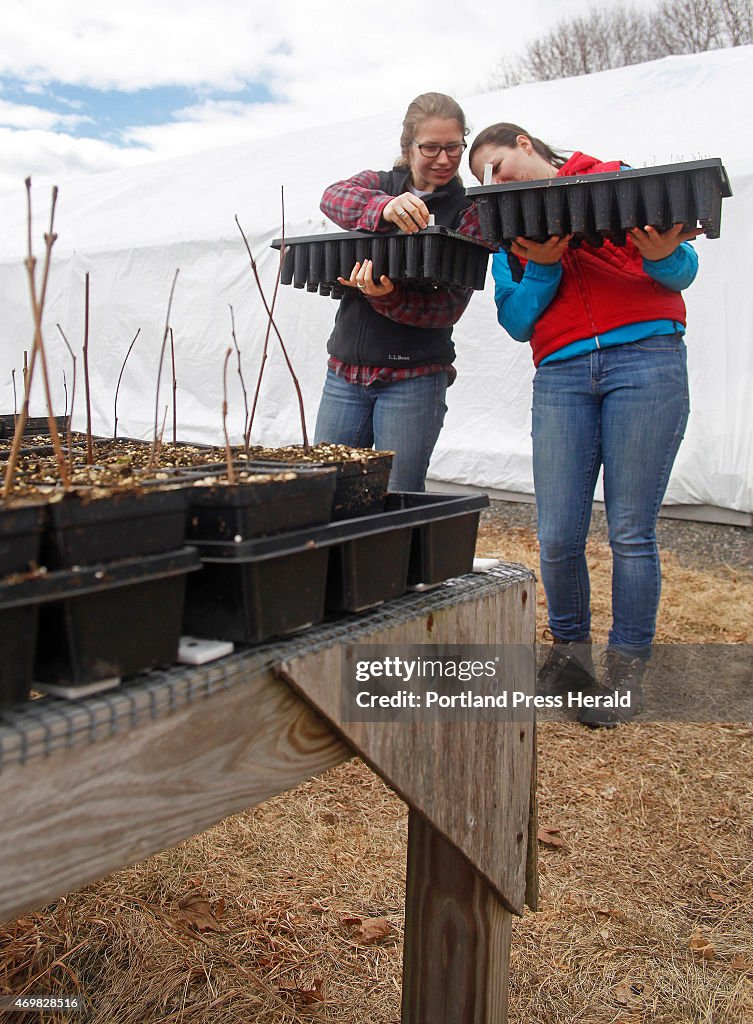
[537,633,595,698]
[577,649,647,728]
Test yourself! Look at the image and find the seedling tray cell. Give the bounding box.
[271,227,495,296]
[34,548,200,690]
[0,502,46,575]
[0,574,45,710]
[385,492,489,585]
[42,486,189,568]
[183,540,330,644]
[466,158,732,247]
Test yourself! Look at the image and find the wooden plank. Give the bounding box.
[0,666,348,923]
[525,723,539,913]
[401,809,512,1024]
[279,575,537,914]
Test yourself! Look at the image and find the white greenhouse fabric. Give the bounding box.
[0,46,751,513]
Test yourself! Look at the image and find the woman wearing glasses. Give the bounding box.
[468,123,699,726]
[314,92,481,491]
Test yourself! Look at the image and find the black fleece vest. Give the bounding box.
[327,169,473,368]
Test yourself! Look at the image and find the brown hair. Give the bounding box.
[468,122,567,172]
[394,92,469,174]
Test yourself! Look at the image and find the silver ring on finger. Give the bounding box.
[398,210,408,218]
[357,282,367,289]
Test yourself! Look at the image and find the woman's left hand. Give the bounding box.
[337,259,395,297]
[630,223,702,261]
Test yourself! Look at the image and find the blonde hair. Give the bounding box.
[394,92,469,172]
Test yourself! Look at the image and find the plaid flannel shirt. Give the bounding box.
[321,169,481,383]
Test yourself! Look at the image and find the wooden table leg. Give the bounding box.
[401,809,513,1024]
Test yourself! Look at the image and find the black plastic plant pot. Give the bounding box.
[184,467,337,541]
[383,492,489,585]
[271,227,496,296]
[330,455,393,521]
[41,486,189,569]
[34,548,201,691]
[0,577,43,710]
[242,452,394,522]
[0,501,46,575]
[466,158,732,247]
[323,524,412,614]
[183,538,330,644]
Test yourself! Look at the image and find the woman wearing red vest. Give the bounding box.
[469,123,700,727]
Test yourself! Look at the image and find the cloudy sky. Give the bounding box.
[0,0,642,195]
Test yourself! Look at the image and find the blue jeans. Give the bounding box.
[314,369,448,492]
[532,336,689,657]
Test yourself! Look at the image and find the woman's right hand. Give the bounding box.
[337,259,395,297]
[511,234,573,264]
[383,193,430,233]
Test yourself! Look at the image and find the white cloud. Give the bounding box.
[0,0,649,193]
[0,99,90,131]
[0,127,151,194]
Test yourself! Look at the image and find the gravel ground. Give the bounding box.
[481,499,753,573]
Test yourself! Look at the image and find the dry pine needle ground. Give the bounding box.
[1,519,751,1023]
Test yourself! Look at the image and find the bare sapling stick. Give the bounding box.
[11,370,17,422]
[170,328,177,445]
[235,208,310,451]
[113,328,141,440]
[29,186,69,484]
[154,404,168,465]
[245,189,288,450]
[246,303,270,449]
[22,352,28,421]
[57,324,77,472]
[149,269,180,470]
[228,305,250,453]
[222,347,236,484]
[3,180,70,499]
[82,272,94,464]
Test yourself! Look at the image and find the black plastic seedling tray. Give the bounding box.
[34,548,201,691]
[184,466,337,541]
[184,490,489,640]
[41,486,189,569]
[466,158,732,248]
[271,227,495,297]
[0,501,46,576]
[0,415,69,439]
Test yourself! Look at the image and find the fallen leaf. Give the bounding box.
[730,954,753,975]
[689,926,716,960]
[174,891,224,932]
[280,977,324,1004]
[537,826,566,849]
[614,978,653,1010]
[707,889,731,905]
[341,916,362,927]
[354,917,392,944]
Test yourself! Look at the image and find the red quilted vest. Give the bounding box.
[527,152,687,366]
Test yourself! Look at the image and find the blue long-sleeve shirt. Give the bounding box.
[491,242,699,363]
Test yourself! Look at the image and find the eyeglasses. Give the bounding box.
[412,140,467,158]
